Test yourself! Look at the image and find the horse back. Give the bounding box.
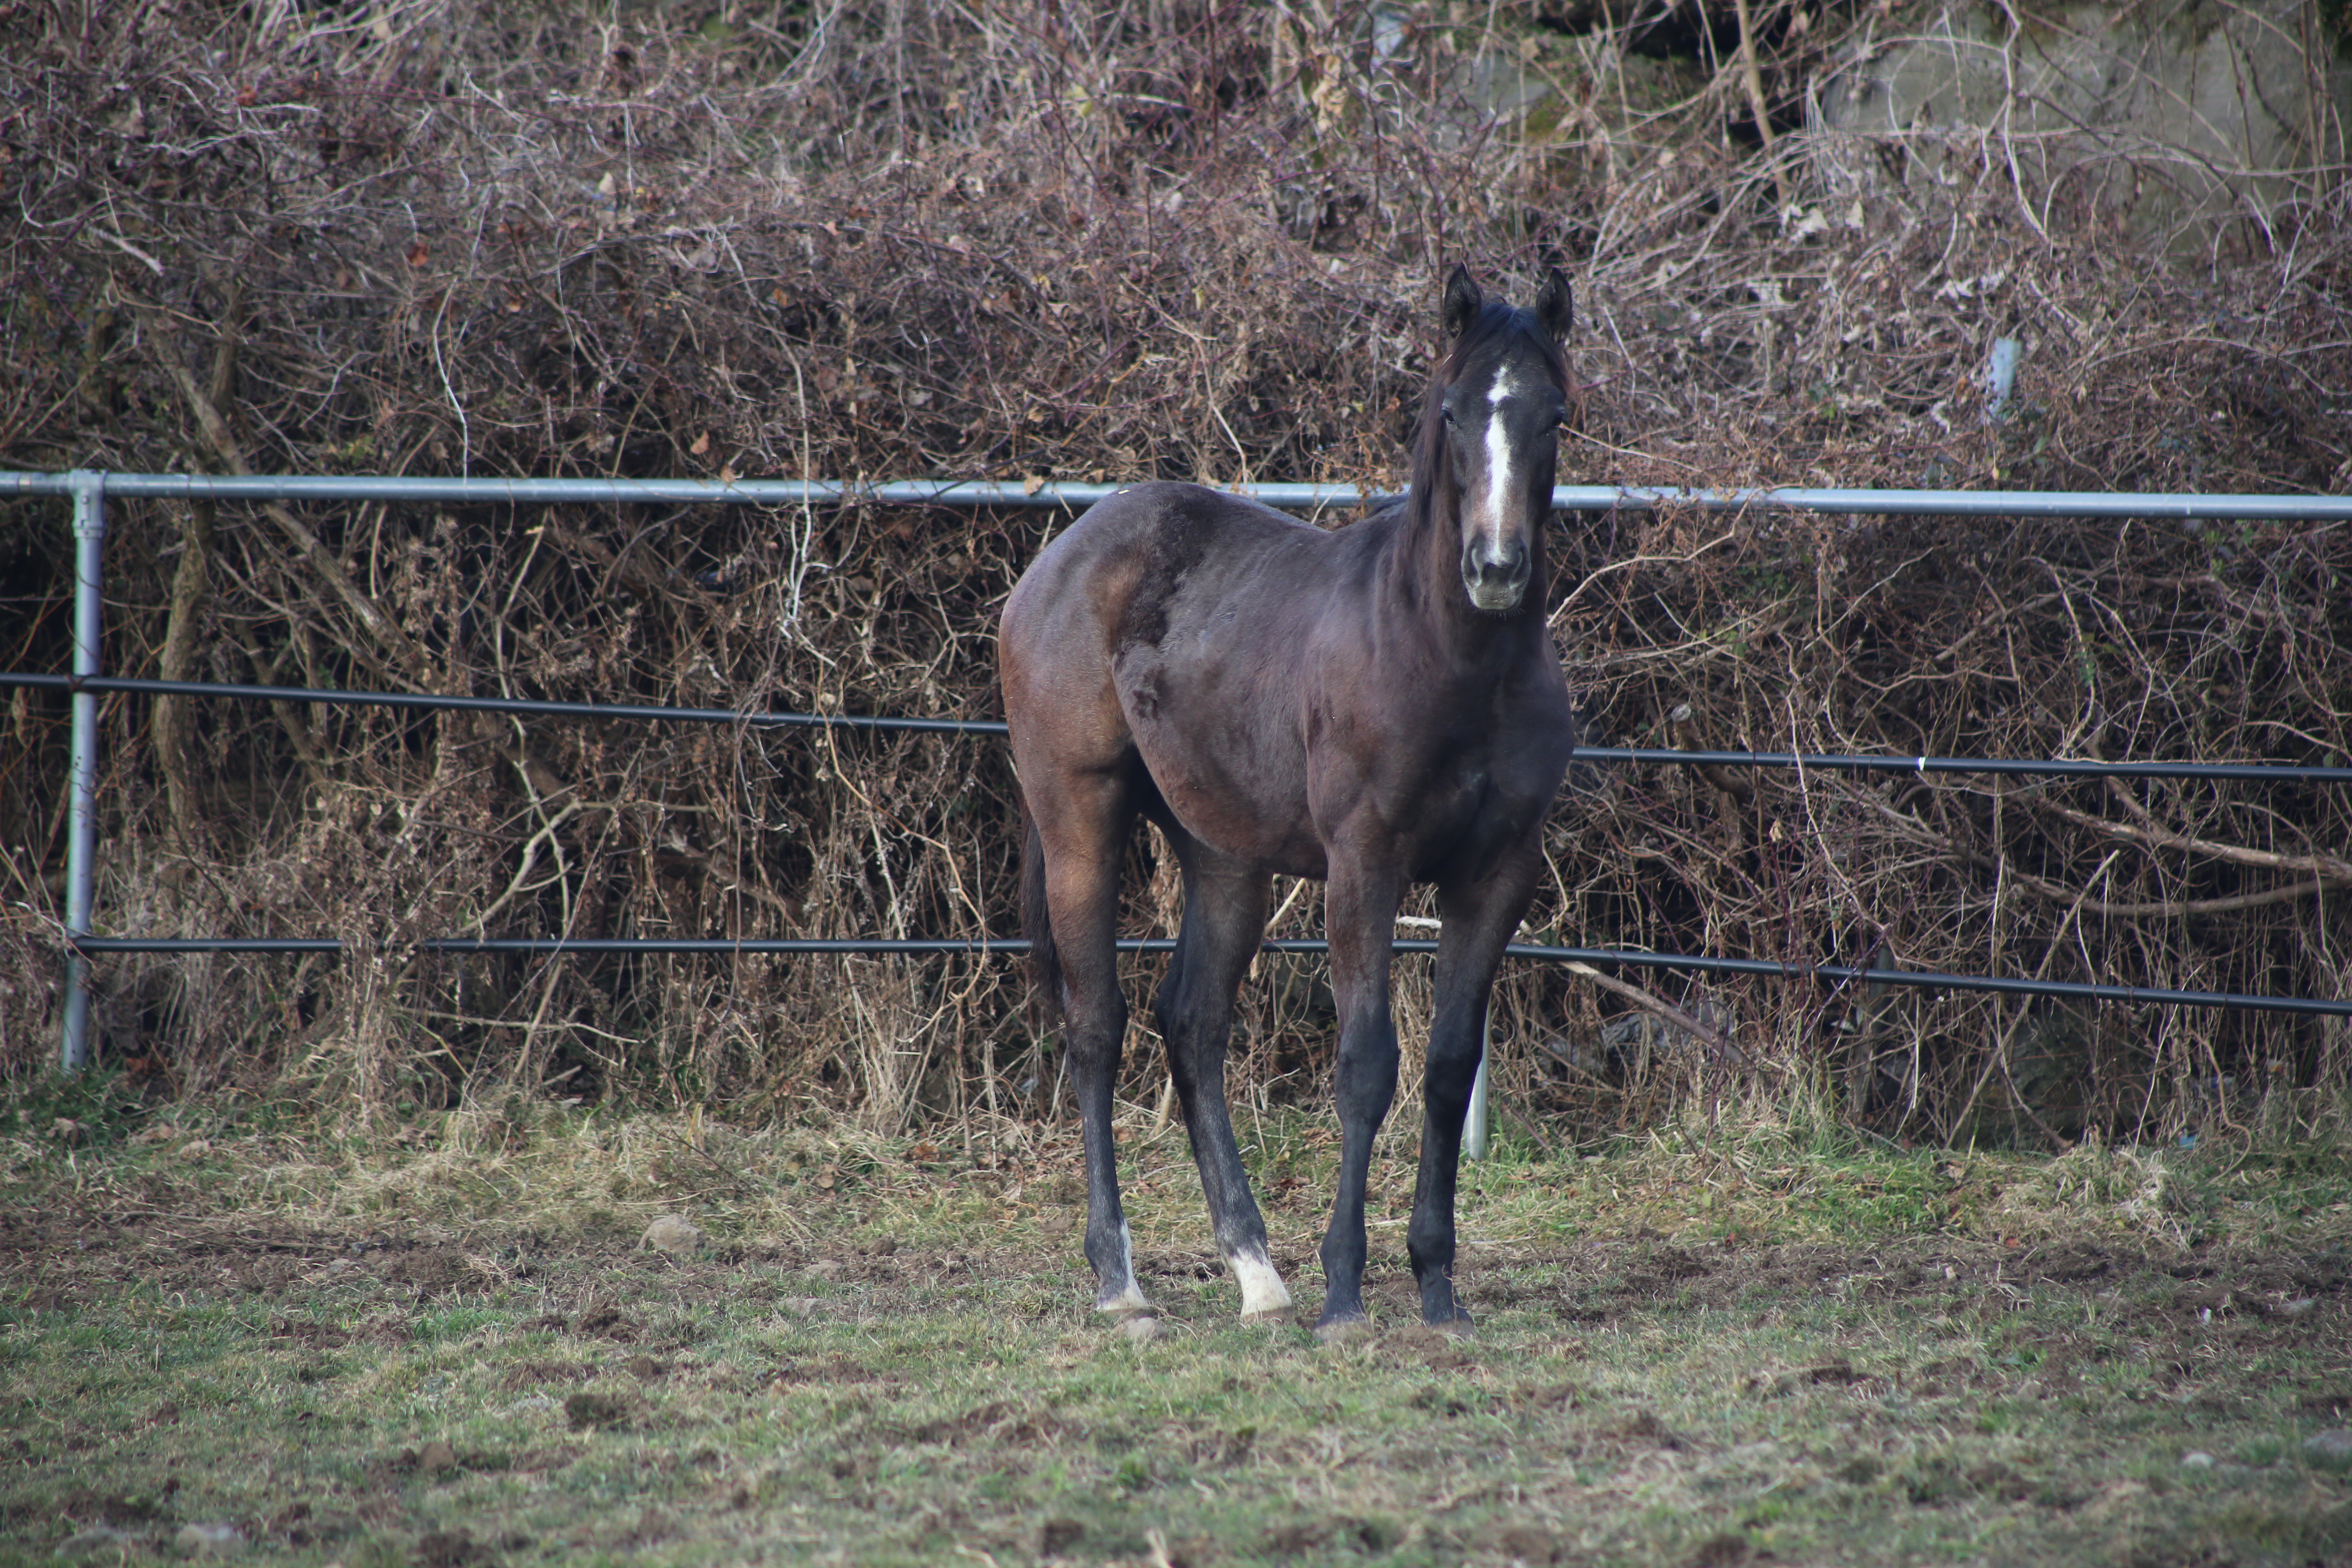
[1001,482,1359,869]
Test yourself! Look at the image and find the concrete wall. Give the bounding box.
[1809,0,2352,243]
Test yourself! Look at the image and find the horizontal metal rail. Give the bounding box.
[63,934,2352,1018]
[8,672,2348,783]
[14,468,2349,1072]
[7,470,2352,521]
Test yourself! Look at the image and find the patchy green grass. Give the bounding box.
[3,1092,2351,1566]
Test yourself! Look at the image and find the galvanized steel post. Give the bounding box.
[61,472,106,1074]
[1463,1007,1491,1160]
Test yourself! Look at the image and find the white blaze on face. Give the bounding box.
[1480,368,1524,561]
[1231,1244,1292,1321]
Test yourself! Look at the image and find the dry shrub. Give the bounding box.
[0,0,2347,1146]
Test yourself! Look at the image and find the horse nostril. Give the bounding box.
[1477,541,1527,582]
[1460,539,1530,607]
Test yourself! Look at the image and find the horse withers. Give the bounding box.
[999,266,1579,1339]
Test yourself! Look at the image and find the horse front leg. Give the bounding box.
[1409,843,1545,1331]
[1316,856,1402,1340]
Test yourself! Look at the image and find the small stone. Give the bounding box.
[1118,1314,1169,1343]
[2304,1429,2352,1467]
[804,1258,845,1282]
[2180,1450,2215,1468]
[2281,1297,2317,1317]
[174,1522,245,1555]
[640,1214,702,1255]
[55,1526,133,1557]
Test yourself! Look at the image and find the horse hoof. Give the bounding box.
[1238,1305,1292,1326]
[1314,1316,1374,1346]
[1117,1314,1170,1343]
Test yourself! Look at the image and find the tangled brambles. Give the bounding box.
[2,3,2347,1144]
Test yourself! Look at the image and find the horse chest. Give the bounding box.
[1394,682,1574,875]
[1403,752,1524,871]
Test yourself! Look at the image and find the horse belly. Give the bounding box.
[1086,484,1339,877]
[1120,670,1323,877]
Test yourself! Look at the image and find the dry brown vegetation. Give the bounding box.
[2,0,2348,1147]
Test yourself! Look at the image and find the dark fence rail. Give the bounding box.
[58,935,2352,1020]
[7,673,2348,784]
[11,670,2347,1025]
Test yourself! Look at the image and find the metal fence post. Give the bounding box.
[1463,1004,1491,1160]
[61,471,106,1074]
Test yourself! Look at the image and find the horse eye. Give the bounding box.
[1441,407,1458,426]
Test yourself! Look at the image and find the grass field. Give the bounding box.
[4,1086,2350,1567]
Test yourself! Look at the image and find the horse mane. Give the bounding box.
[1400,298,1571,532]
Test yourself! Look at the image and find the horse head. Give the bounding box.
[1430,265,1575,615]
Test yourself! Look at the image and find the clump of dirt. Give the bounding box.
[767,1357,893,1388]
[414,1527,513,1568]
[562,1392,639,1432]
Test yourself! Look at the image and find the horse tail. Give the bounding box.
[1019,796,1062,1031]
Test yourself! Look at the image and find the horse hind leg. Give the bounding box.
[1154,836,1290,1323]
[1036,771,1152,1319]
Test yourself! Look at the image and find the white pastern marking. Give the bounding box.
[1095,1219,1153,1314]
[1231,1245,1293,1319]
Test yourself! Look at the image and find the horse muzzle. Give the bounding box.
[1461,538,1530,614]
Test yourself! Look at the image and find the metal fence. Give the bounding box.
[8,470,2349,1106]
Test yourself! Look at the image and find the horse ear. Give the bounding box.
[1441,265,1482,342]
[1535,269,1575,343]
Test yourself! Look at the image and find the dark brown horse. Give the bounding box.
[1000,267,1578,1338]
